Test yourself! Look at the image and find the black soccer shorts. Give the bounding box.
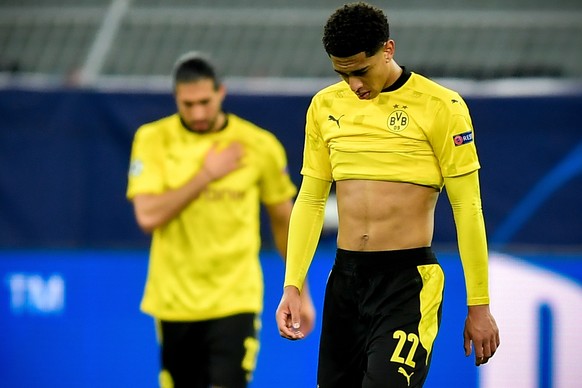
[317,248,444,388]
[158,312,260,388]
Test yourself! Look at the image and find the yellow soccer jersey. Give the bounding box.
[302,72,480,189]
[126,113,297,321]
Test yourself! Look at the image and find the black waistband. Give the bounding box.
[334,247,437,272]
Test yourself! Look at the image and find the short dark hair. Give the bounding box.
[172,51,221,90]
[322,2,390,58]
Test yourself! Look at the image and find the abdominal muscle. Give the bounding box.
[335,179,440,251]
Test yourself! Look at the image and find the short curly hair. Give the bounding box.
[323,2,389,58]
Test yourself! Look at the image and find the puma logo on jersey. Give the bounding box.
[328,114,344,128]
[398,367,414,386]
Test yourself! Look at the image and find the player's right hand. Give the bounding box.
[276,286,305,340]
[202,142,244,180]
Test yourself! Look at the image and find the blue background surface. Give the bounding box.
[1,248,581,387]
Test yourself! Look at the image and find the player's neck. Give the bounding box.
[211,111,228,132]
[383,61,403,90]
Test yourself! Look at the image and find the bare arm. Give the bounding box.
[265,200,294,258]
[132,142,243,233]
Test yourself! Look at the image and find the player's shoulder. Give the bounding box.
[135,114,179,139]
[311,81,348,100]
[408,72,468,112]
[409,72,460,99]
[306,81,351,113]
[228,113,282,145]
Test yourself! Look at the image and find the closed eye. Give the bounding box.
[334,67,368,78]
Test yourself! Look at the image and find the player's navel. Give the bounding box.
[357,233,369,249]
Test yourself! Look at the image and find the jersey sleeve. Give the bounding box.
[445,171,490,305]
[300,98,333,182]
[428,95,481,178]
[259,133,297,205]
[284,175,331,290]
[126,124,166,199]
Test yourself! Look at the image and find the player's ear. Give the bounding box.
[383,40,395,62]
[217,83,227,101]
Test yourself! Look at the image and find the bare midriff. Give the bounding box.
[335,180,440,251]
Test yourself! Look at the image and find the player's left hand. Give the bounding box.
[464,304,500,366]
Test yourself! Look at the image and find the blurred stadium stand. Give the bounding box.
[0,0,581,89]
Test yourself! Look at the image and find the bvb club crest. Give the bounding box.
[387,110,409,132]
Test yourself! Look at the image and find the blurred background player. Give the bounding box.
[276,3,500,387]
[127,51,316,388]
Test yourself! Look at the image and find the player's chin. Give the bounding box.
[188,121,210,132]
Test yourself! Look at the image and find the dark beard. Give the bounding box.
[178,113,227,134]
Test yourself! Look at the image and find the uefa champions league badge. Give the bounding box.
[452,131,474,146]
[129,159,144,176]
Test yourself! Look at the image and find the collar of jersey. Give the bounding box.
[381,66,411,93]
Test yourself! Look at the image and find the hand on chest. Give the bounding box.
[165,138,260,189]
